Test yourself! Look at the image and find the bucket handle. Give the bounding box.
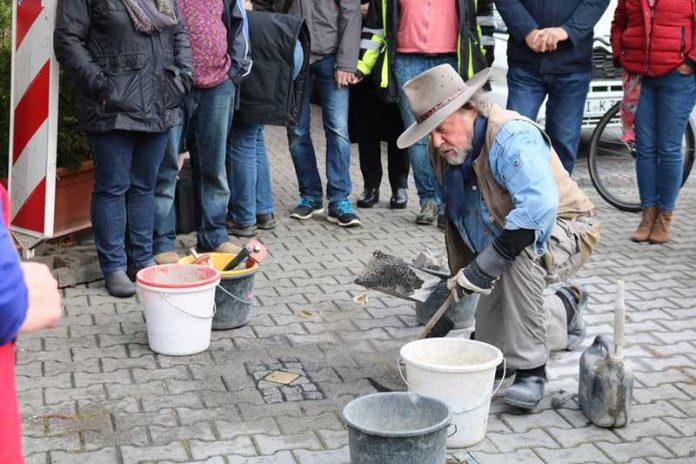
[447,424,458,438]
[397,356,506,415]
[397,356,411,390]
[452,358,506,414]
[216,284,253,305]
[160,293,216,319]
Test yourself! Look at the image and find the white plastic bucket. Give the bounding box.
[400,338,504,448]
[136,264,221,356]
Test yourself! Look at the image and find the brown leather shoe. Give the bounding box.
[154,251,181,265]
[630,206,657,242]
[649,210,673,244]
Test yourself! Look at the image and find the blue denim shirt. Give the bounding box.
[443,118,559,256]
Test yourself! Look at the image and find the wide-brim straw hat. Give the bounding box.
[397,66,492,149]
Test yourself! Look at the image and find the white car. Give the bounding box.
[488,0,624,129]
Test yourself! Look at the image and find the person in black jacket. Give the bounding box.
[152,0,252,263]
[226,2,310,237]
[495,0,610,174]
[54,0,193,298]
[349,0,410,210]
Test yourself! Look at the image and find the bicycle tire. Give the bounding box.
[588,102,695,212]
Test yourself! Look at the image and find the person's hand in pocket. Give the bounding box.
[677,62,695,75]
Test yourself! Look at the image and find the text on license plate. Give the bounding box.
[584,98,620,116]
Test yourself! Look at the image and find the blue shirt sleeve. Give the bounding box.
[0,209,28,346]
[489,121,559,235]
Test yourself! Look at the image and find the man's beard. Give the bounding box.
[437,144,470,166]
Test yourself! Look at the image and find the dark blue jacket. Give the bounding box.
[495,0,609,73]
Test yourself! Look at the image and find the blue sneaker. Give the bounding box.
[290,197,324,220]
[328,200,361,227]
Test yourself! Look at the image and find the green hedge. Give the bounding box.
[0,1,90,178]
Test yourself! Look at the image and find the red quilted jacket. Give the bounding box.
[611,0,696,76]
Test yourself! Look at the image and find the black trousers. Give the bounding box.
[359,139,410,192]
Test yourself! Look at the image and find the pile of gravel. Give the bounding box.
[355,251,424,298]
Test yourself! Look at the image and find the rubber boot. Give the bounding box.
[504,369,546,411]
[630,206,657,242]
[649,210,673,244]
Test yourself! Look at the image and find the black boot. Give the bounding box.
[503,365,546,411]
[390,188,408,209]
[357,188,379,208]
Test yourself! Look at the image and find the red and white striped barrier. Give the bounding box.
[8,0,59,239]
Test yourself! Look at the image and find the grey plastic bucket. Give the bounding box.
[343,392,452,464]
[415,281,478,329]
[212,267,258,330]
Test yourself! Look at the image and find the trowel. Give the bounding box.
[578,280,633,428]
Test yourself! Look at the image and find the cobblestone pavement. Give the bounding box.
[17,107,696,463]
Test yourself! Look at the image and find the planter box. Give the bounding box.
[54,160,93,237]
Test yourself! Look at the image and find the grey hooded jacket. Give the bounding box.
[255,0,361,72]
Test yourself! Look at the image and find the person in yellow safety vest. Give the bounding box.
[356,0,494,227]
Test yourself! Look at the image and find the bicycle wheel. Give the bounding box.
[588,102,695,212]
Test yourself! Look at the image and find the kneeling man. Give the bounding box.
[397,65,600,410]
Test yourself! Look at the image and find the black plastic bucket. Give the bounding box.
[343,392,452,464]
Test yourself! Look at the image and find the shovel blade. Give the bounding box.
[354,251,447,303]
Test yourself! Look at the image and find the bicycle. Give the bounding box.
[587,101,695,212]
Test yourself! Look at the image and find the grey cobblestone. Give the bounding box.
[50,448,119,464]
[190,437,257,460]
[596,438,673,461]
[121,443,188,463]
[255,431,323,455]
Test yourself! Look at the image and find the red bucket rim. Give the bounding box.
[136,264,220,289]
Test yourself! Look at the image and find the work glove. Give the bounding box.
[447,244,515,300]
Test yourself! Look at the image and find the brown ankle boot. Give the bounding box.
[649,210,673,244]
[631,206,657,242]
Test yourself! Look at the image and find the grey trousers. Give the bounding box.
[475,216,599,370]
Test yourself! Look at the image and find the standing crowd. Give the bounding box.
[2,0,696,460]
[49,0,696,298]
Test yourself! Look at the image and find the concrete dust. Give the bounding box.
[355,251,424,298]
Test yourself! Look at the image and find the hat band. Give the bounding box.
[416,89,466,124]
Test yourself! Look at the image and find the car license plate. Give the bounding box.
[584,98,620,118]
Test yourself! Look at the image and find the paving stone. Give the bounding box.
[470,449,545,464]
[294,447,350,464]
[500,410,572,433]
[534,443,612,464]
[216,418,280,439]
[487,429,559,453]
[190,437,257,460]
[121,443,188,463]
[255,431,323,455]
[546,426,620,448]
[276,412,343,434]
[228,451,298,464]
[50,447,119,464]
[655,436,696,458]
[614,418,682,442]
[596,437,673,461]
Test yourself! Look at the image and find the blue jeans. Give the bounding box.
[153,124,183,255]
[393,53,455,207]
[154,79,235,252]
[88,131,168,275]
[227,122,274,225]
[287,55,352,204]
[506,66,591,174]
[635,69,696,211]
